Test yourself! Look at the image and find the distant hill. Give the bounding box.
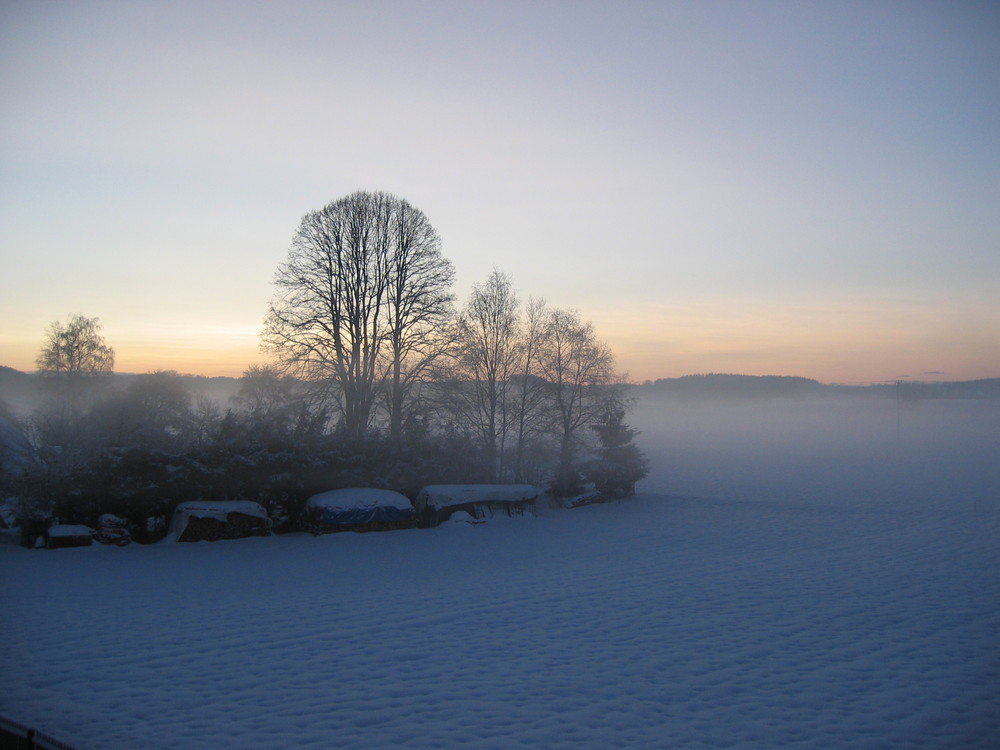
[639,374,1000,400]
[0,366,40,413]
[4,367,998,410]
[640,374,825,399]
[110,372,242,404]
[857,378,1000,400]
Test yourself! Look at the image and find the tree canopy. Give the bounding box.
[35,314,114,376]
[263,191,454,441]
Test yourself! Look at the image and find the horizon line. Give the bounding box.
[3,364,996,389]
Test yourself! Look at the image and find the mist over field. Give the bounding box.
[3,382,999,748]
[632,392,1000,510]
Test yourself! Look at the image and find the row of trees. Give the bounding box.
[3,191,648,540]
[265,191,639,493]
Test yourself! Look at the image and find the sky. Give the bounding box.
[1,0,997,384]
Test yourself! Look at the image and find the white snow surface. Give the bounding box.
[1,396,998,749]
[307,487,413,511]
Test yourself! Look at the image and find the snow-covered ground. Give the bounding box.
[1,396,998,749]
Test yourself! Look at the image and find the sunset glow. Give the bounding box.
[2,2,997,385]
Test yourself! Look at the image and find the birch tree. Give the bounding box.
[36,314,114,377]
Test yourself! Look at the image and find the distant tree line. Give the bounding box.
[2,191,648,543]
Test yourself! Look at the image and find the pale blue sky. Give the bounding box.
[2,0,997,382]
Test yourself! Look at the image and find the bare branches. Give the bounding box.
[534,307,619,494]
[262,194,637,493]
[263,191,454,440]
[36,315,115,377]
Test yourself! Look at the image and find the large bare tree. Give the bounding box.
[263,191,453,441]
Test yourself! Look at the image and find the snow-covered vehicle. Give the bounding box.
[414,484,545,527]
[305,488,416,534]
[166,500,272,543]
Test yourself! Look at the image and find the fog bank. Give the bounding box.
[632,395,1000,510]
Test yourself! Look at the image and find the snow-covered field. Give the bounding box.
[2,396,998,749]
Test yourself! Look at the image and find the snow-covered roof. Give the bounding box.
[48,524,93,537]
[306,488,412,512]
[172,501,269,521]
[163,500,270,543]
[417,484,544,509]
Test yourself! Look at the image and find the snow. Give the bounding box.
[163,500,270,544]
[1,396,998,749]
[45,524,93,538]
[417,483,545,509]
[170,500,269,522]
[307,487,413,512]
[306,488,415,527]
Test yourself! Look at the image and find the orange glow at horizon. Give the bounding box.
[591,295,1000,385]
[3,304,997,385]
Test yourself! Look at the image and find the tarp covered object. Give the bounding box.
[306,488,415,526]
